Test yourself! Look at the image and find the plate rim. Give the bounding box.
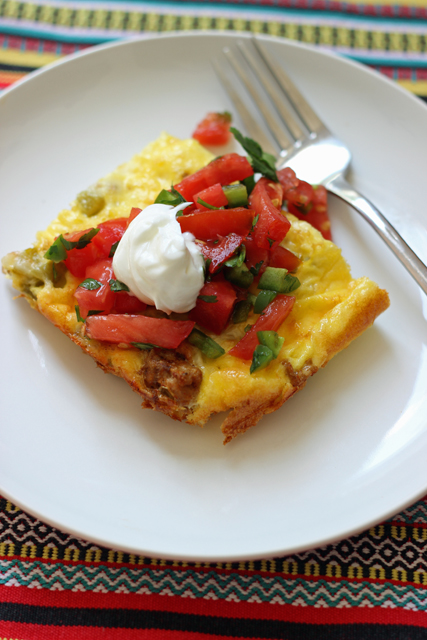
[1,31,427,561]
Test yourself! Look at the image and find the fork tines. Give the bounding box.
[213,38,325,160]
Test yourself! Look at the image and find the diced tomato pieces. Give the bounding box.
[302,185,332,241]
[278,169,332,240]
[193,183,228,210]
[63,228,103,279]
[112,292,147,314]
[264,181,284,209]
[178,207,254,241]
[269,245,301,272]
[249,178,291,251]
[92,218,128,257]
[286,180,315,216]
[229,295,295,361]
[198,233,244,273]
[85,315,195,349]
[174,154,253,201]
[243,236,269,276]
[192,112,232,146]
[127,207,142,227]
[277,167,299,192]
[189,279,237,335]
[74,258,115,319]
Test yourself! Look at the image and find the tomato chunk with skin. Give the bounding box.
[269,245,301,272]
[192,112,232,146]
[127,207,142,227]
[63,228,103,279]
[243,236,269,276]
[193,183,228,210]
[174,154,253,201]
[190,279,237,335]
[85,315,195,349]
[178,207,254,241]
[112,292,147,314]
[92,217,128,257]
[198,233,244,273]
[249,178,291,251]
[229,295,295,361]
[74,258,115,319]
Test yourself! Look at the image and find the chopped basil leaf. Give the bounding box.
[249,260,264,276]
[87,309,103,316]
[79,278,101,291]
[225,244,246,268]
[155,186,186,207]
[197,198,220,210]
[132,342,161,350]
[251,214,259,231]
[230,127,278,182]
[60,228,100,251]
[109,279,130,292]
[198,295,218,303]
[75,305,84,323]
[109,240,120,257]
[244,324,252,333]
[187,328,225,359]
[267,237,274,248]
[44,236,68,262]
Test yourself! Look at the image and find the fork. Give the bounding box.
[214,39,427,296]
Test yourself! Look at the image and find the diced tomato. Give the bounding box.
[92,218,128,258]
[264,181,284,209]
[249,178,291,251]
[303,185,332,241]
[229,295,295,361]
[198,233,244,273]
[269,245,301,272]
[63,228,103,279]
[112,292,147,314]
[243,236,269,276]
[189,279,237,335]
[277,167,299,192]
[286,180,315,215]
[127,207,142,227]
[178,207,254,241]
[174,154,253,201]
[74,258,115,319]
[85,315,195,349]
[278,169,332,240]
[193,183,228,210]
[192,112,232,146]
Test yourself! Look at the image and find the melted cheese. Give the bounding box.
[7,133,388,431]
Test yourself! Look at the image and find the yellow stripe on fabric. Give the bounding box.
[398,80,427,96]
[0,48,61,68]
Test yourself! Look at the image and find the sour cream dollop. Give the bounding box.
[112,202,205,314]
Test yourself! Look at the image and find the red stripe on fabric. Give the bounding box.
[1,586,427,627]
[0,622,229,640]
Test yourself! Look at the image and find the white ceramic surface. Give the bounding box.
[1,33,427,561]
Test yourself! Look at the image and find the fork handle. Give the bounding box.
[326,175,427,296]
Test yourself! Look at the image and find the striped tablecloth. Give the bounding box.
[1,0,427,637]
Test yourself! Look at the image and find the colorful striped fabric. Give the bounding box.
[1,0,427,97]
[1,0,427,636]
[1,494,427,637]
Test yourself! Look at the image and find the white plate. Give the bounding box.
[1,33,427,562]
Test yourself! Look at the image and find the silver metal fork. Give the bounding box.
[214,39,427,296]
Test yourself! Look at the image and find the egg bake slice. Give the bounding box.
[2,133,390,444]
